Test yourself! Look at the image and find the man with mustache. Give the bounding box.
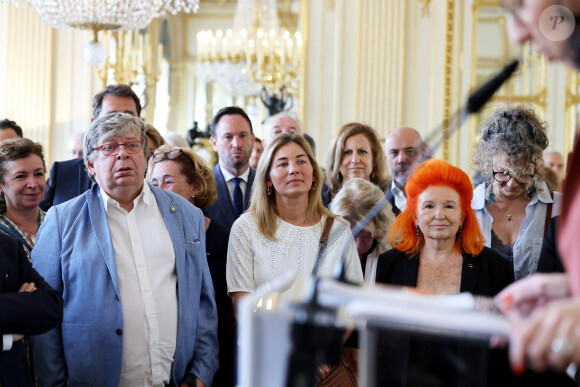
[384,126,426,215]
[206,106,256,230]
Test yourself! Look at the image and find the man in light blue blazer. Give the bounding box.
[32,113,218,387]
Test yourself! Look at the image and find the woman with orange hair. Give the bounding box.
[375,158,574,386]
[373,159,518,386]
[376,158,513,295]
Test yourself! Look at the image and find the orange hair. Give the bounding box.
[388,159,485,256]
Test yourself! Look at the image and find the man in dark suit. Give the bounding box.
[40,84,141,211]
[0,233,63,386]
[206,106,255,230]
[384,126,426,216]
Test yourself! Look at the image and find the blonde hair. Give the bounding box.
[329,178,394,247]
[326,122,390,193]
[147,145,218,209]
[145,124,166,149]
[249,134,333,240]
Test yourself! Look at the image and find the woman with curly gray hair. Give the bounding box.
[471,104,561,280]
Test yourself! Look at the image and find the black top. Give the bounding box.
[537,216,565,273]
[490,230,515,265]
[374,247,574,387]
[0,233,63,386]
[375,246,514,297]
[205,218,236,387]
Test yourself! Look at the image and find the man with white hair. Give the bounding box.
[261,112,302,149]
[32,113,218,387]
[67,132,85,159]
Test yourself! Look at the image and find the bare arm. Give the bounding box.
[231,291,250,317]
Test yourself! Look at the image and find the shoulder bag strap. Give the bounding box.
[311,216,335,276]
[544,190,554,240]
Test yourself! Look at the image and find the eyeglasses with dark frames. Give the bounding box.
[93,141,144,157]
[492,170,534,185]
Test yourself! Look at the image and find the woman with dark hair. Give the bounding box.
[148,145,234,387]
[472,104,560,280]
[326,122,390,202]
[0,138,46,258]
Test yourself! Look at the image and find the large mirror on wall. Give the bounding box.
[471,0,580,160]
[470,1,546,135]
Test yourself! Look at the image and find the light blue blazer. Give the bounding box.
[31,183,218,387]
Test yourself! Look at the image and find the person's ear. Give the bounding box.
[210,137,218,152]
[87,157,96,176]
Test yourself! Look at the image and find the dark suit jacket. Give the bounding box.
[205,165,255,230]
[385,186,401,216]
[40,157,92,211]
[0,233,63,386]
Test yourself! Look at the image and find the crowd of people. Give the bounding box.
[2,1,580,386]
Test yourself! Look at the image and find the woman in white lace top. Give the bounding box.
[226,134,363,308]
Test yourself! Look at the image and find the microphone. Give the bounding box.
[423,59,520,159]
[285,59,520,387]
[336,59,520,282]
[466,59,519,114]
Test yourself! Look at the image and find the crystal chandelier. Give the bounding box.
[196,0,302,96]
[1,0,200,66]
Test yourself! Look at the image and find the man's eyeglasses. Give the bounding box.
[492,170,534,185]
[152,148,183,163]
[94,141,144,157]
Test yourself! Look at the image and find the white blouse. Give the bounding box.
[226,213,363,294]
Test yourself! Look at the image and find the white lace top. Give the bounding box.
[226,212,363,294]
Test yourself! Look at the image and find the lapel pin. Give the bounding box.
[170,206,177,213]
[468,263,474,268]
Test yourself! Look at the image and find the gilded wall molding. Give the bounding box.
[441,0,455,160]
[419,0,432,18]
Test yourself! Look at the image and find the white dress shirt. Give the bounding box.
[101,183,178,387]
[471,181,561,280]
[2,334,12,351]
[220,165,250,204]
[391,181,407,211]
